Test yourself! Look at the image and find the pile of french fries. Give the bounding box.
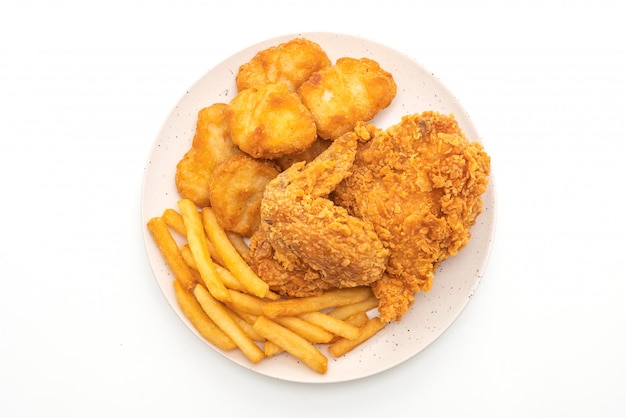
[147,198,387,374]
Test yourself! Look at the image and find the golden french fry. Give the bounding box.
[163,207,224,264]
[178,199,230,302]
[180,244,196,270]
[226,231,251,263]
[262,287,373,318]
[253,316,328,374]
[299,311,360,340]
[327,295,379,320]
[161,208,187,236]
[202,207,270,298]
[215,263,280,300]
[214,263,245,291]
[263,341,284,357]
[329,317,387,358]
[273,316,334,344]
[225,289,266,316]
[147,217,196,290]
[173,279,236,351]
[229,310,265,342]
[193,284,264,364]
[343,311,370,328]
[328,311,370,343]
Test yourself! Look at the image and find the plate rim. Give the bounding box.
[140,31,496,384]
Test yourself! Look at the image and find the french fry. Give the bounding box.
[226,231,251,263]
[202,208,270,298]
[327,295,379,320]
[262,287,373,318]
[225,289,266,316]
[163,207,224,264]
[162,208,187,236]
[273,316,334,344]
[178,199,230,302]
[193,284,265,364]
[215,264,280,300]
[147,217,196,290]
[229,310,265,342]
[328,311,370,343]
[253,316,328,374]
[299,311,360,340]
[343,311,370,328]
[328,317,387,358]
[263,341,284,357]
[173,279,236,351]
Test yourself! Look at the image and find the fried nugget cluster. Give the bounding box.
[175,37,397,237]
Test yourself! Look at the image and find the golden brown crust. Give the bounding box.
[249,131,389,296]
[236,38,331,91]
[208,153,280,237]
[297,57,396,140]
[175,103,240,207]
[334,112,491,321]
[225,83,318,159]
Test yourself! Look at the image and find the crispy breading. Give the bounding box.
[175,103,240,207]
[273,137,331,171]
[334,112,491,321]
[297,57,396,140]
[225,83,318,159]
[249,131,389,296]
[208,153,280,237]
[236,38,331,92]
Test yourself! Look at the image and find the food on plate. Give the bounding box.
[175,103,240,207]
[249,131,389,296]
[225,82,318,159]
[178,199,230,303]
[253,315,328,374]
[297,57,397,140]
[334,111,491,321]
[273,137,331,171]
[148,203,382,373]
[173,279,237,351]
[201,207,271,299]
[236,38,331,91]
[208,153,280,237]
[328,316,386,358]
[193,284,265,364]
[146,36,491,375]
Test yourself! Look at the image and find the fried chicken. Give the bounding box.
[249,131,389,297]
[236,38,331,92]
[334,111,491,321]
[175,103,241,208]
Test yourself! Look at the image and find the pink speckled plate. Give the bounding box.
[141,32,496,383]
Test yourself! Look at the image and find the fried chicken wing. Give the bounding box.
[236,38,331,92]
[297,57,396,140]
[249,130,389,296]
[334,112,491,321]
[175,103,241,207]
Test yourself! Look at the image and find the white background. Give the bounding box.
[1,0,624,416]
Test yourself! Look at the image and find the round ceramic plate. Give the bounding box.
[141,32,496,383]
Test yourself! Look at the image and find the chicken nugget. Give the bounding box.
[209,153,280,237]
[225,83,317,159]
[236,38,331,91]
[175,103,241,207]
[297,57,397,140]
